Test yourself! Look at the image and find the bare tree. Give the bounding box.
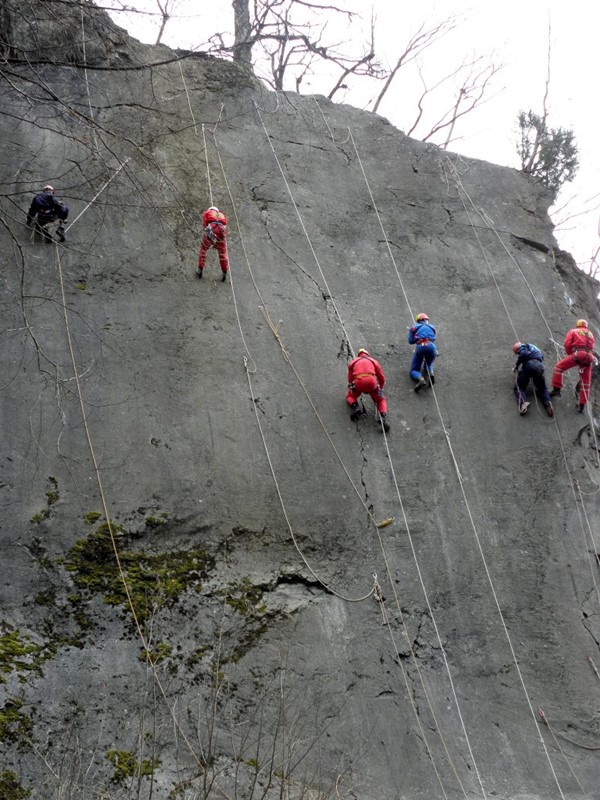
[229,0,364,93]
[370,17,458,114]
[155,0,182,45]
[97,2,500,150]
[409,56,501,148]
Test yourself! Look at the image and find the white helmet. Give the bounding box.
[208,206,219,212]
[43,185,54,193]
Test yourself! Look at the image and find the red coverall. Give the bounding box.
[346,354,388,414]
[198,208,229,274]
[551,327,596,405]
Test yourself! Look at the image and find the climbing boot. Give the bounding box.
[577,403,585,413]
[519,401,530,416]
[380,413,390,432]
[221,271,227,282]
[56,225,66,242]
[428,374,435,386]
[545,403,554,418]
[196,268,203,278]
[549,387,561,398]
[350,402,362,422]
[414,376,427,392]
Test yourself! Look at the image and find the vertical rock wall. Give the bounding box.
[0,3,599,798]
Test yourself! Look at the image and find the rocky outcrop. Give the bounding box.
[1,3,599,799]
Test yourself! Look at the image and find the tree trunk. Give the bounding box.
[232,0,253,67]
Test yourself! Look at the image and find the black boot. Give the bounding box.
[380,413,390,432]
[350,402,361,421]
[549,387,561,398]
[221,272,227,282]
[56,225,65,242]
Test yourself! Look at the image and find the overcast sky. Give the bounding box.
[106,1,599,273]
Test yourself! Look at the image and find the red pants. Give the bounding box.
[198,235,229,272]
[552,351,594,405]
[346,375,387,414]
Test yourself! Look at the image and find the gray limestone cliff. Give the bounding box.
[1,2,599,799]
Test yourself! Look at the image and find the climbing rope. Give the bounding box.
[538,710,594,799]
[52,244,215,784]
[244,355,376,604]
[218,104,485,797]
[208,110,470,796]
[79,9,100,154]
[447,155,600,604]
[336,112,570,799]
[253,101,355,354]
[179,61,198,137]
[64,158,129,233]
[202,122,214,208]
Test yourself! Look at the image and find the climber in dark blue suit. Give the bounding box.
[26,185,69,242]
[512,342,553,417]
[408,313,437,391]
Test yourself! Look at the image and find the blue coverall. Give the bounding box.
[408,321,437,382]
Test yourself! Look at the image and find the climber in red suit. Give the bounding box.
[346,348,390,431]
[197,206,229,282]
[550,319,596,412]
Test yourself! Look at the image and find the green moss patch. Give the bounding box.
[217,578,273,663]
[63,522,214,630]
[0,770,31,800]
[105,749,160,783]
[30,477,59,523]
[0,630,46,684]
[0,698,32,742]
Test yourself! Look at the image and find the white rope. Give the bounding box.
[448,155,600,596]
[179,61,198,136]
[79,9,99,153]
[65,158,129,232]
[202,123,213,208]
[253,101,355,355]
[250,101,472,796]
[243,357,376,603]
[344,123,500,799]
[339,111,573,798]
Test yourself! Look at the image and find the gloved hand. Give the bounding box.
[348,382,355,390]
[377,388,384,398]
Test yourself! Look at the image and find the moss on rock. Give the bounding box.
[62,521,214,631]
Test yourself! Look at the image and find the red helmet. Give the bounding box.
[576,319,588,328]
[513,341,523,353]
[415,313,429,322]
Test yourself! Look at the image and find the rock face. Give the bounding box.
[1,3,599,799]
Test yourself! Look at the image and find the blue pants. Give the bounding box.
[514,360,551,406]
[410,343,437,382]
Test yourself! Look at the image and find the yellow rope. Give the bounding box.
[53,244,231,797]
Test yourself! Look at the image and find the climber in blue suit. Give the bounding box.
[408,313,437,391]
